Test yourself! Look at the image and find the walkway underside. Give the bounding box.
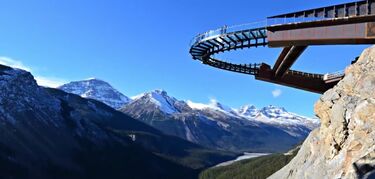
[257,64,337,94]
[202,58,339,93]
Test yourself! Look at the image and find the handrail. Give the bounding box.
[287,70,323,79]
[323,70,345,81]
[267,17,331,27]
[266,14,374,27]
[205,58,261,75]
[190,21,267,46]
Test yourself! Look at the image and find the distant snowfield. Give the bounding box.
[214,153,270,167]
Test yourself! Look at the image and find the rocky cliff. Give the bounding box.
[269,46,375,179]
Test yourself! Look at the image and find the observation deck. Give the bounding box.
[189,0,375,93]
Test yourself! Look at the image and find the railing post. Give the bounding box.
[284,16,287,24]
[334,6,337,18]
[355,2,358,16]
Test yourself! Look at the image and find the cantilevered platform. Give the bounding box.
[189,0,375,94]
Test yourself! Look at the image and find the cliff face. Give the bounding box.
[270,46,375,179]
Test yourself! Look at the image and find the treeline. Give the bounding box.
[199,150,298,179]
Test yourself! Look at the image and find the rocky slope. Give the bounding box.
[121,90,318,153]
[0,65,235,179]
[58,78,131,109]
[270,46,375,179]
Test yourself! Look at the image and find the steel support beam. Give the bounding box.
[272,46,292,72]
[274,46,307,78]
[219,37,231,45]
[227,35,237,43]
[267,22,375,47]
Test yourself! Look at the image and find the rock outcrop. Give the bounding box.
[269,46,375,179]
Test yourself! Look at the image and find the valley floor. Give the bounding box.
[199,149,298,179]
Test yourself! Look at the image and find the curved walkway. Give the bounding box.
[190,26,267,75]
[189,25,331,81]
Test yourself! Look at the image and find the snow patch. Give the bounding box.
[148,91,177,114]
[186,100,209,110]
[187,99,235,115]
[132,90,178,114]
[184,124,195,142]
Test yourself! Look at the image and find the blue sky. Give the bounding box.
[0,0,369,117]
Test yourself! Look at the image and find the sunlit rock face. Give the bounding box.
[269,46,375,179]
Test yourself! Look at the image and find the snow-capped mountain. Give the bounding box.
[185,100,318,131]
[239,105,319,129]
[121,89,319,152]
[237,105,258,117]
[58,78,131,109]
[60,78,319,152]
[187,99,236,115]
[238,105,319,138]
[130,89,180,114]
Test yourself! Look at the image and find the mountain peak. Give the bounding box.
[84,77,106,82]
[186,99,235,115]
[131,89,179,114]
[86,77,99,80]
[261,105,287,114]
[208,99,233,112]
[208,99,221,108]
[151,89,168,96]
[58,79,131,109]
[132,89,169,100]
[238,104,257,111]
[237,105,258,116]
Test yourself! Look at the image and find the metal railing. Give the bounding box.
[266,17,331,27]
[190,21,267,46]
[286,70,323,79]
[205,58,261,75]
[323,70,345,81]
[267,0,375,26]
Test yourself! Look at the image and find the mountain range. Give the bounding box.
[0,65,235,179]
[59,79,319,153]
